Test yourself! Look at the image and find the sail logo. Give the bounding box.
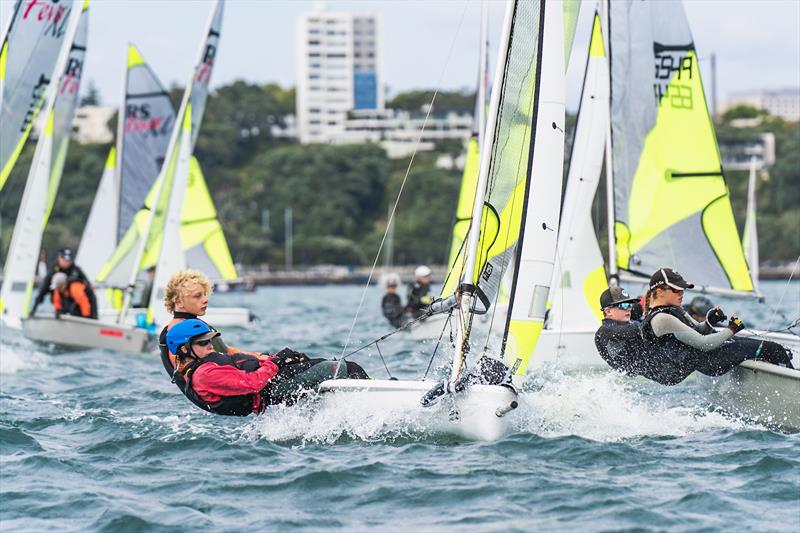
[125,104,171,135]
[196,43,217,85]
[20,74,50,132]
[652,43,695,110]
[59,56,83,95]
[21,0,71,38]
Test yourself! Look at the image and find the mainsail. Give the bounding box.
[609,0,753,293]
[448,0,565,382]
[0,2,87,321]
[545,12,608,332]
[0,0,75,190]
[95,24,235,293]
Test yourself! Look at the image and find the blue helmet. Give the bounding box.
[166,319,219,354]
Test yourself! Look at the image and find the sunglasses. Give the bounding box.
[193,339,213,347]
[612,302,634,310]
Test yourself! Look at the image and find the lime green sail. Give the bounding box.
[98,155,237,286]
[609,0,752,292]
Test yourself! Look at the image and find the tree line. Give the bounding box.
[1,83,797,271]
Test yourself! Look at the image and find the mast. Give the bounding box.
[600,0,617,285]
[477,0,488,149]
[450,0,515,382]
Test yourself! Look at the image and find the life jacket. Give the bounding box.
[638,305,699,385]
[65,269,97,318]
[53,279,97,318]
[179,351,263,416]
[594,319,645,375]
[640,305,693,346]
[159,312,229,391]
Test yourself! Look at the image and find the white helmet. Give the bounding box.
[414,265,431,278]
[382,273,401,288]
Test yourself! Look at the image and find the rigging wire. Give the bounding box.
[337,2,472,365]
[747,255,800,346]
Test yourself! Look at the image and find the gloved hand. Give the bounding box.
[420,295,434,306]
[727,315,745,334]
[270,348,310,368]
[706,306,727,326]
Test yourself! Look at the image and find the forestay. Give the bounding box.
[0,0,74,190]
[609,0,753,293]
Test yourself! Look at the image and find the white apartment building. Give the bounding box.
[296,11,383,144]
[723,88,800,122]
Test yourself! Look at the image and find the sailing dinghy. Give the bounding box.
[532,1,798,371]
[320,0,568,441]
[0,2,150,351]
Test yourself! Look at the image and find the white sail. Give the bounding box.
[742,156,759,292]
[545,11,608,334]
[144,0,224,326]
[446,0,566,382]
[0,3,85,324]
[503,0,566,379]
[76,147,118,283]
[0,0,76,190]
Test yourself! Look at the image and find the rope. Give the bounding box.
[422,310,454,380]
[337,2,472,367]
[754,255,800,358]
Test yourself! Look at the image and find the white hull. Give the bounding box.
[698,361,800,430]
[22,315,152,353]
[98,306,253,328]
[318,379,519,441]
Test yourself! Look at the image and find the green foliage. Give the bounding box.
[3,83,797,273]
[388,89,475,113]
[721,104,767,121]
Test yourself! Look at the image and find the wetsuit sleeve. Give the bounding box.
[684,311,714,334]
[69,283,92,317]
[192,360,280,398]
[651,313,733,352]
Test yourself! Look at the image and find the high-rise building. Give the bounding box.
[296,11,382,144]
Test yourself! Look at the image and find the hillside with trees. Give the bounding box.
[1,85,797,271]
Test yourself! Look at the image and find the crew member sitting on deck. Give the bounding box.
[165,319,369,416]
[31,248,96,316]
[381,274,406,328]
[638,268,794,385]
[406,265,433,318]
[48,272,98,319]
[594,286,647,376]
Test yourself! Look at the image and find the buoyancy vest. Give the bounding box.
[66,270,98,318]
[179,351,263,416]
[159,312,230,388]
[594,319,645,375]
[638,305,700,385]
[640,306,695,345]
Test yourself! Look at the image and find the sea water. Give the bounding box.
[1,281,798,531]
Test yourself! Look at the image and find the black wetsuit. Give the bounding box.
[639,305,793,385]
[594,319,646,376]
[381,292,405,328]
[407,281,432,319]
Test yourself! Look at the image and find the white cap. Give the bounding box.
[415,265,431,278]
[50,272,68,290]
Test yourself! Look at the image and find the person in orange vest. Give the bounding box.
[50,272,97,319]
